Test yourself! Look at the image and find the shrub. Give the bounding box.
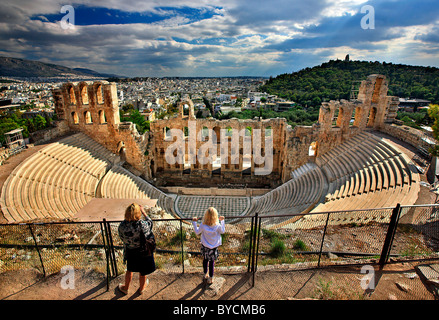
[269,238,286,257]
[169,229,186,246]
[293,239,308,251]
[262,228,287,240]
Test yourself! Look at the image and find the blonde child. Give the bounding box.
[192,207,225,284]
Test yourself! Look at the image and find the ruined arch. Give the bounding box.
[367,106,377,128]
[265,126,272,137]
[71,112,79,125]
[80,84,89,105]
[335,107,344,128]
[96,84,104,104]
[201,126,209,141]
[68,86,76,105]
[117,141,126,162]
[84,111,92,124]
[164,127,171,141]
[309,141,318,157]
[99,110,107,124]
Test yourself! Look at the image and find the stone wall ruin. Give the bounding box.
[51,74,399,188]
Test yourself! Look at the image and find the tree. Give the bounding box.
[0,118,20,145]
[129,110,149,134]
[428,104,439,156]
[33,115,47,131]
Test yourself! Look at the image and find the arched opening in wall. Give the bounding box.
[332,108,339,126]
[265,126,272,137]
[309,141,318,157]
[96,84,104,104]
[225,126,233,139]
[242,127,253,174]
[71,112,79,125]
[81,85,89,105]
[84,111,93,124]
[164,127,171,141]
[118,141,126,163]
[335,107,344,128]
[349,108,355,127]
[212,126,221,175]
[150,160,155,176]
[201,126,209,142]
[69,86,76,105]
[99,110,107,124]
[183,126,190,174]
[353,106,363,127]
[367,107,377,128]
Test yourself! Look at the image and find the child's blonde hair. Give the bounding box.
[202,207,219,226]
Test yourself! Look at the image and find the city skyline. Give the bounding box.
[1,0,439,78]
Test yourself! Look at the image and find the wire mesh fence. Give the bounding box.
[254,208,394,271]
[107,216,254,277]
[0,221,109,276]
[0,204,438,291]
[389,205,439,261]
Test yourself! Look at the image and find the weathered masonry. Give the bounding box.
[52,74,400,188]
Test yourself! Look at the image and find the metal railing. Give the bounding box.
[0,203,438,290]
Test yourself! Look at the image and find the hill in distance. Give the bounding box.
[261,59,439,107]
[0,56,119,79]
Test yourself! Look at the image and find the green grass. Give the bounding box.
[293,239,308,251]
[269,238,286,258]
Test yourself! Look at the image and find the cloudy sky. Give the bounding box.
[1,0,438,77]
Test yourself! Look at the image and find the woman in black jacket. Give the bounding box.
[117,203,156,295]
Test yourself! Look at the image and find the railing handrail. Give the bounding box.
[2,203,439,226]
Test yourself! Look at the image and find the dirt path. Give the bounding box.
[0,261,436,301]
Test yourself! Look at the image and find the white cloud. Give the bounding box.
[0,0,438,77]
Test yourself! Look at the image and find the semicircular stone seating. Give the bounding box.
[247,162,327,226]
[285,131,420,229]
[175,195,251,219]
[0,133,116,222]
[97,165,176,216]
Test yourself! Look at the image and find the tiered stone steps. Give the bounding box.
[248,162,327,218]
[174,195,250,219]
[0,133,115,222]
[312,132,419,213]
[98,165,176,215]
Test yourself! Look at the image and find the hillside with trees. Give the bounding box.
[260,59,439,108]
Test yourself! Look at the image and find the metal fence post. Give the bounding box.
[247,215,255,273]
[100,221,110,291]
[180,219,184,274]
[254,214,262,273]
[28,224,46,277]
[318,212,331,267]
[252,213,262,287]
[105,220,118,277]
[379,203,401,268]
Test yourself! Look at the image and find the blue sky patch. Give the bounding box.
[31,5,222,26]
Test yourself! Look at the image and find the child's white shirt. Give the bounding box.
[192,220,225,249]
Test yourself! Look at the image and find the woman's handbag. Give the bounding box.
[139,230,156,257]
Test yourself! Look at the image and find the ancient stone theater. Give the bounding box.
[0,74,430,227]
